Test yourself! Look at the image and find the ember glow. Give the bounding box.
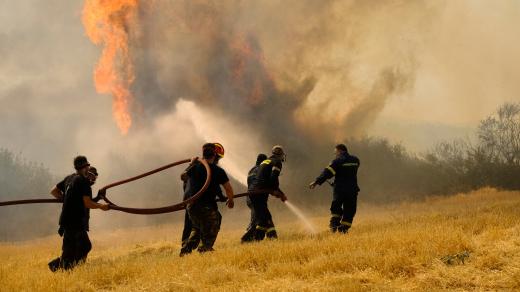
[82,0,139,135]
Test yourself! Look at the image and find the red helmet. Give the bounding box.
[214,143,225,158]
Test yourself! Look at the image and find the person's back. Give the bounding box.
[254,155,283,191]
[247,146,286,241]
[309,144,360,233]
[183,143,234,255]
[241,153,268,243]
[330,152,360,193]
[184,162,227,210]
[247,165,260,192]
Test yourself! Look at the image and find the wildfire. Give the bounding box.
[230,33,273,106]
[82,0,139,135]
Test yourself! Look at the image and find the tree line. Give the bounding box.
[348,102,520,202]
[0,149,57,240]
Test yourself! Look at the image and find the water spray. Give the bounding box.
[283,200,318,235]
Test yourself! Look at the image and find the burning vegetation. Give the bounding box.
[82,0,139,135]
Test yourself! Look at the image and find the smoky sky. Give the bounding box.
[2,0,519,172]
[129,0,422,144]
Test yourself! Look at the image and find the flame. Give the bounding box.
[82,0,139,135]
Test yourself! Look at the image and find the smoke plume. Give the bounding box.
[77,0,432,186]
[2,0,520,239]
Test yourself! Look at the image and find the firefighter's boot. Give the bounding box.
[337,220,352,234]
[254,226,267,241]
[329,214,341,232]
[48,257,61,272]
[241,227,256,243]
[266,228,278,239]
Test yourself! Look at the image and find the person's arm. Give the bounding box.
[309,159,339,189]
[50,185,64,200]
[216,191,227,202]
[270,161,282,189]
[222,181,234,208]
[83,196,110,210]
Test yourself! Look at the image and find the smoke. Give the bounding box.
[121,0,426,143]
[86,0,430,195]
[2,0,520,239]
[72,0,431,188]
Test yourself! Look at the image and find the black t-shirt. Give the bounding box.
[58,174,93,230]
[184,161,229,209]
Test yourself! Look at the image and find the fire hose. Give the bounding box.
[0,158,282,214]
[95,158,210,214]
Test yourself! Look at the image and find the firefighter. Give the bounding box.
[248,146,287,241]
[48,156,110,272]
[240,153,268,243]
[309,144,360,233]
[180,143,226,256]
[181,143,234,255]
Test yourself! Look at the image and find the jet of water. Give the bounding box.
[284,200,318,235]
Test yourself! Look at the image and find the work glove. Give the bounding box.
[272,190,287,202]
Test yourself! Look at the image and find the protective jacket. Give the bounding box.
[254,156,283,190]
[315,152,360,193]
[247,165,260,192]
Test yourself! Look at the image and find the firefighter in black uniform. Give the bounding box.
[240,153,268,242]
[309,144,360,233]
[182,143,234,255]
[48,156,110,271]
[247,146,287,241]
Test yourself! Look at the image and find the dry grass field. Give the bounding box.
[1,188,519,291]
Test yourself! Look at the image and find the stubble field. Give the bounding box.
[1,188,519,291]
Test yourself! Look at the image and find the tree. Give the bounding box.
[478,102,520,165]
[0,148,56,241]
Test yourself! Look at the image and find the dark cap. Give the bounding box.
[256,153,268,166]
[202,143,216,159]
[74,156,90,170]
[88,166,98,176]
[335,144,348,153]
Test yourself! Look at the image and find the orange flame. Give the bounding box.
[82,0,139,135]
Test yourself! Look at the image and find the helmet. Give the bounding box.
[272,145,286,161]
[74,156,90,170]
[214,143,225,158]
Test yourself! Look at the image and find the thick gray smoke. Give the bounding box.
[2,0,520,240]
[129,0,424,143]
